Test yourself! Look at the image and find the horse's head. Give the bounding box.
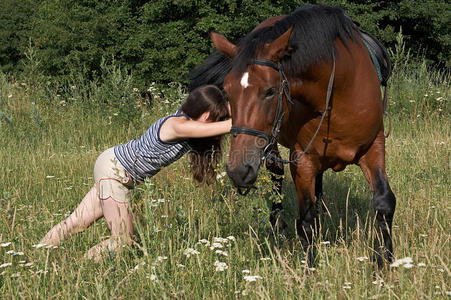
[211,27,293,189]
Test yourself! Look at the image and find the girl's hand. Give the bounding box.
[160,117,232,142]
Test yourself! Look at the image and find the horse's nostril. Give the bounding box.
[242,164,257,185]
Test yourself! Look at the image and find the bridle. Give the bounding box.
[230,58,293,161]
[229,57,336,195]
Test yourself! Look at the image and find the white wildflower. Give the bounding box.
[372,279,384,287]
[216,172,227,179]
[242,269,251,274]
[244,275,262,282]
[183,248,200,258]
[8,251,24,256]
[445,291,451,296]
[0,242,11,247]
[0,263,12,268]
[11,272,21,278]
[132,261,146,272]
[210,242,223,250]
[177,264,185,268]
[147,274,157,281]
[8,94,12,98]
[403,263,414,269]
[390,257,413,268]
[418,262,426,267]
[213,237,229,244]
[320,241,330,245]
[215,250,228,257]
[156,256,168,263]
[260,257,271,261]
[226,236,236,242]
[214,261,228,272]
[197,239,210,247]
[356,256,368,262]
[342,282,352,289]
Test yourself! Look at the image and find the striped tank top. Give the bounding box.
[114,110,191,182]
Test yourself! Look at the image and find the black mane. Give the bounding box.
[188,5,358,91]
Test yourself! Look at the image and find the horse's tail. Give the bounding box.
[188,50,232,92]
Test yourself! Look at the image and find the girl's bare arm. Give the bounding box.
[160,117,231,142]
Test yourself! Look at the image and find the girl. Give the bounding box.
[40,85,231,260]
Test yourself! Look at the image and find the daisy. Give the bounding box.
[244,275,262,282]
[183,248,200,258]
[214,261,228,272]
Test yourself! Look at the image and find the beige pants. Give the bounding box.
[94,147,134,203]
[40,148,136,260]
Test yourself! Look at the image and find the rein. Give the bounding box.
[230,57,335,196]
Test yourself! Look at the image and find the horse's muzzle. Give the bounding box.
[226,161,259,189]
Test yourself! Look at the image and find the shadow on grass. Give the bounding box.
[222,169,377,258]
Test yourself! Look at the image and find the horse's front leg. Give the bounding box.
[359,131,396,268]
[290,151,321,265]
[265,144,286,230]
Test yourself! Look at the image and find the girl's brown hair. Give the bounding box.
[181,85,230,184]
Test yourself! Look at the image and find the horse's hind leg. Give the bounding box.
[265,145,286,230]
[359,132,396,267]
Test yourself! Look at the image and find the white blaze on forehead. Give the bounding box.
[240,72,250,88]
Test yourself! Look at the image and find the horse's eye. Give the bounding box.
[264,88,276,99]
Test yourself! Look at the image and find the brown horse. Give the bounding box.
[189,5,395,267]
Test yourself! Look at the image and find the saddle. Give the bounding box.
[358,29,392,87]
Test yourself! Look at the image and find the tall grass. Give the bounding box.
[0,50,449,298]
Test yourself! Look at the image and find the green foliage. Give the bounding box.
[0,0,450,92]
[0,0,35,74]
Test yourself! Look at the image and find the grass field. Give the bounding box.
[0,62,449,299]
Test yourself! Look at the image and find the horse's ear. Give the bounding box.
[211,32,238,59]
[262,26,293,61]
